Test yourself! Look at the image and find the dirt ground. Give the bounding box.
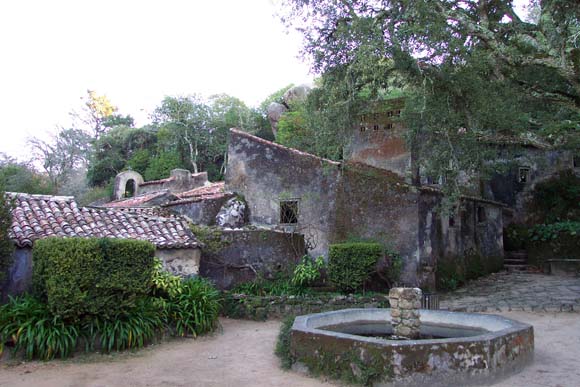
[0,312,579,387]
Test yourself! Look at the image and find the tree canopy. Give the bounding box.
[280,0,580,193]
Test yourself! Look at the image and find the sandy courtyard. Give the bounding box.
[1,312,579,387]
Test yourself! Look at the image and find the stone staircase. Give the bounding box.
[504,250,529,272]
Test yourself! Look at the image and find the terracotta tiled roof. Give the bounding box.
[178,182,226,199]
[138,172,208,187]
[164,182,230,207]
[8,193,199,249]
[139,176,174,187]
[101,191,177,208]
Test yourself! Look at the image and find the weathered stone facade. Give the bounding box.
[226,129,504,289]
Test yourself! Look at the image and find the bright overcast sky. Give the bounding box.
[0,0,312,159]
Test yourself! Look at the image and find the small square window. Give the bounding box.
[518,167,531,183]
[373,124,379,131]
[384,123,393,130]
[280,200,299,224]
[359,125,367,132]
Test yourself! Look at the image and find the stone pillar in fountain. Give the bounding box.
[388,287,422,340]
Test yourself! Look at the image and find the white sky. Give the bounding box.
[0,0,312,159]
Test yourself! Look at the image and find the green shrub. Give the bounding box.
[231,273,297,296]
[33,238,156,320]
[274,316,296,370]
[527,221,580,266]
[503,224,529,251]
[82,298,165,353]
[151,257,182,298]
[0,295,79,360]
[165,278,221,337]
[291,255,325,288]
[0,189,14,291]
[529,170,580,223]
[328,242,382,293]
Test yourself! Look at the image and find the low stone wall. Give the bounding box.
[164,194,234,226]
[222,293,390,320]
[200,229,305,290]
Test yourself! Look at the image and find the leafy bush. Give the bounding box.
[291,255,325,288]
[528,221,580,242]
[529,170,580,223]
[33,238,156,320]
[503,224,529,251]
[0,295,79,360]
[275,316,296,370]
[82,298,165,353]
[232,273,297,296]
[165,278,221,337]
[151,257,182,298]
[0,189,14,291]
[328,242,383,293]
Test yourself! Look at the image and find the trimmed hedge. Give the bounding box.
[33,238,156,320]
[328,242,383,293]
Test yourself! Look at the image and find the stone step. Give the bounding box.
[504,264,529,272]
[505,258,527,264]
[505,251,528,259]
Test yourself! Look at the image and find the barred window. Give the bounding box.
[280,200,299,224]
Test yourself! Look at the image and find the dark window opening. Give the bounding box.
[373,124,379,131]
[387,111,394,117]
[574,156,579,168]
[518,167,530,183]
[385,123,393,130]
[477,206,486,223]
[359,125,367,132]
[280,200,299,224]
[449,215,456,227]
[124,179,136,198]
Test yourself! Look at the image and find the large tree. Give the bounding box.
[280,0,580,192]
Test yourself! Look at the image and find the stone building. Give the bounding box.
[225,129,504,289]
[3,193,201,297]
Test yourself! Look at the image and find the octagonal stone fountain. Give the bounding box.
[289,288,534,386]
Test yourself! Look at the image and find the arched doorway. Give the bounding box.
[124,179,136,198]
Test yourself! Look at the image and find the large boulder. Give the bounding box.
[215,197,247,228]
[282,84,311,107]
[266,102,288,138]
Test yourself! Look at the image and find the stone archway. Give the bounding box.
[113,171,144,200]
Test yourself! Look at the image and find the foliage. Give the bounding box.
[151,257,183,298]
[189,225,230,254]
[231,273,297,297]
[29,128,92,193]
[328,242,382,293]
[436,252,503,291]
[81,297,165,353]
[528,221,580,242]
[280,0,580,195]
[0,188,14,290]
[529,170,580,223]
[0,154,53,194]
[504,224,530,251]
[164,278,221,337]
[32,238,155,320]
[0,295,79,360]
[291,255,325,288]
[274,315,296,370]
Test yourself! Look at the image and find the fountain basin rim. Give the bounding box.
[292,308,533,347]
